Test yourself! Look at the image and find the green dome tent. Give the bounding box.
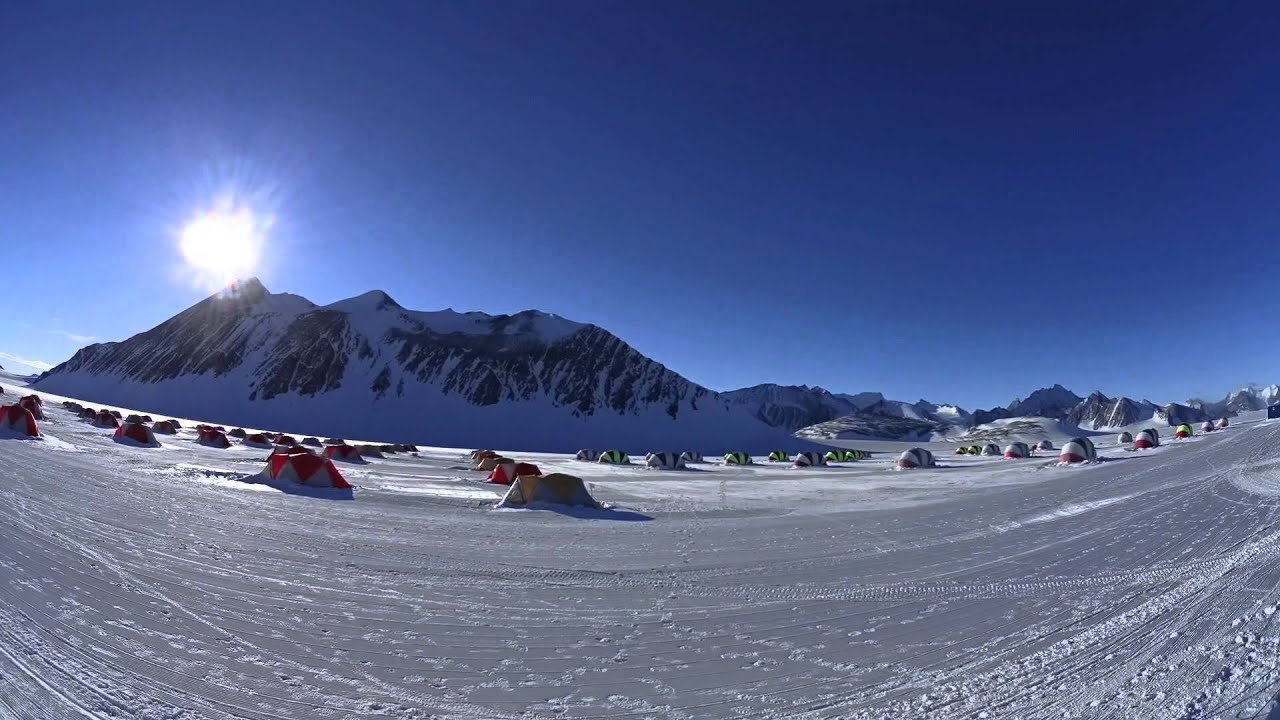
[723,452,753,465]
[1174,424,1193,439]
[767,451,790,462]
[597,450,631,464]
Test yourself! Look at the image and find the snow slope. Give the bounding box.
[2,392,1280,717]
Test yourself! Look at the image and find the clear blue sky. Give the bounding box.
[3,0,1280,409]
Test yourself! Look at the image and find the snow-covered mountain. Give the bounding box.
[720,384,861,432]
[1065,392,1159,430]
[1006,384,1084,419]
[34,280,823,453]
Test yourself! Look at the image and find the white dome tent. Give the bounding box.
[1117,431,1133,445]
[1002,442,1030,459]
[645,452,686,470]
[896,448,934,469]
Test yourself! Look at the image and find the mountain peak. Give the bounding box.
[324,290,402,313]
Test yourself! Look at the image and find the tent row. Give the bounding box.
[467,449,598,507]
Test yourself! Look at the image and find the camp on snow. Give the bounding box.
[1003,442,1030,459]
[1059,437,1097,464]
[723,452,753,465]
[326,445,367,464]
[597,450,630,464]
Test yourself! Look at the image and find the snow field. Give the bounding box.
[1,386,1280,717]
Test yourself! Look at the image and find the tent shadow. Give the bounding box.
[509,504,653,521]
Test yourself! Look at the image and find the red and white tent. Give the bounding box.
[1133,428,1160,450]
[0,404,40,437]
[263,448,352,489]
[197,428,231,449]
[18,395,44,420]
[114,422,159,447]
[324,445,366,463]
[1003,442,1030,459]
[896,448,934,469]
[92,410,120,429]
[488,461,542,485]
[1059,437,1097,464]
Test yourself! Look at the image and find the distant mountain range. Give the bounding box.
[26,278,1280,448]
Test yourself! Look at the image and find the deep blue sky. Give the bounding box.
[3,0,1279,409]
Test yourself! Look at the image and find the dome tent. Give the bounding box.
[981,443,1001,457]
[474,455,511,471]
[793,451,827,467]
[1003,442,1031,459]
[497,473,600,509]
[79,407,96,419]
[113,422,159,447]
[966,445,982,456]
[489,461,543,485]
[896,448,934,469]
[645,452,686,470]
[302,436,323,447]
[1217,418,1229,429]
[197,428,231,448]
[228,428,247,439]
[1133,428,1160,450]
[1174,424,1193,439]
[723,452,753,465]
[0,404,40,437]
[261,447,352,489]
[324,437,347,446]
[125,414,148,425]
[1118,431,1133,445]
[152,420,179,435]
[271,444,315,457]
[274,434,298,446]
[18,395,44,420]
[680,451,704,464]
[825,450,864,462]
[355,445,385,458]
[109,410,123,419]
[767,451,790,462]
[597,450,631,465]
[574,449,598,461]
[1200,421,1215,433]
[92,410,120,429]
[326,445,367,464]
[243,433,274,449]
[1037,440,1054,450]
[1059,437,1097,464]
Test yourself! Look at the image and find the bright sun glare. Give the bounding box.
[180,208,264,285]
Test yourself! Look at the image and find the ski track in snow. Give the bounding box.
[2,393,1280,717]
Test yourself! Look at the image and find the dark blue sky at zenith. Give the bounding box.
[2,0,1280,409]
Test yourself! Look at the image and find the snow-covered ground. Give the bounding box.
[3,378,1280,718]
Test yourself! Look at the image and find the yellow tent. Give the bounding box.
[498,473,600,508]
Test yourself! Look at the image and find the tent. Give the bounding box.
[274,435,298,446]
[981,443,1001,457]
[574,449,598,461]
[1133,428,1160,450]
[474,455,510,471]
[1217,418,1229,429]
[152,420,179,434]
[645,452,686,470]
[955,446,968,455]
[966,445,982,456]
[109,410,123,419]
[325,445,367,464]
[302,436,323,447]
[141,415,153,423]
[598,450,631,465]
[1037,440,1054,450]
[825,450,864,462]
[228,428,248,438]
[489,461,543,485]
[356,444,385,458]
[1174,424,1193,439]
[243,433,274,449]
[18,396,44,420]
[497,473,599,509]
[1200,422,1215,434]
[793,451,827,467]
[1059,437,1097,464]
[168,419,182,429]
[271,444,315,456]
[723,452,753,465]
[262,449,352,489]
[0,405,39,437]
[92,410,120,429]
[197,428,231,449]
[113,422,159,447]
[325,437,347,446]
[896,448,934,469]
[680,451,704,464]
[378,445,396,454]
[767,451,790,462]
[79,407,96,419]
[125,414,148,425]
[22,394,41,406]
[1117,431,1133,445]
[1003,442,1030,459]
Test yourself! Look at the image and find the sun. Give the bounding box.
[180,207,264,284]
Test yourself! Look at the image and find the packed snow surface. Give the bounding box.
[3,383,1280,717]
